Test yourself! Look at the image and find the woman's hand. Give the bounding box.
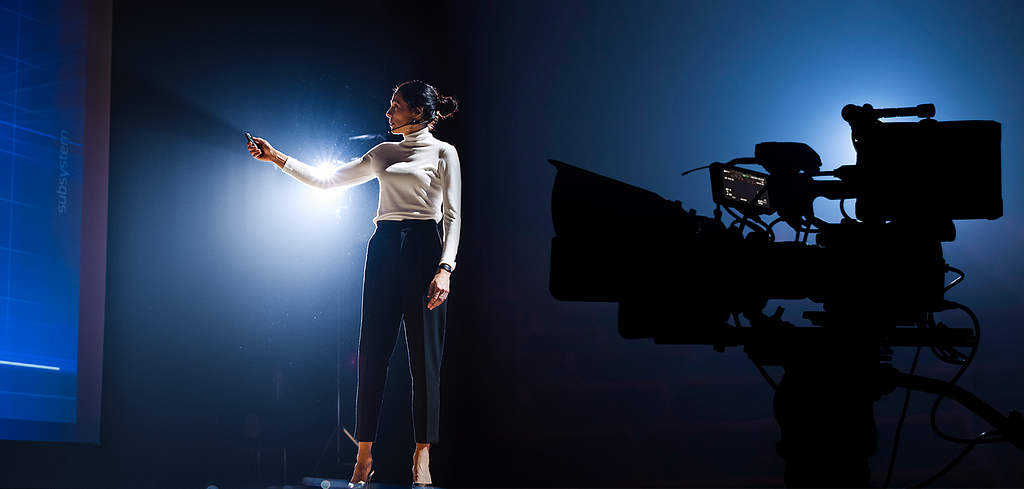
[427,269,451,310]
[248,136,288,168]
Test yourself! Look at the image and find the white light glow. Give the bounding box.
[312,161,340,182]
[291,157,351,210]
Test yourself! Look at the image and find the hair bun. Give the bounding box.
[437,94,459,119]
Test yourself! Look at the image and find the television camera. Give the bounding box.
[549,104,1022,486]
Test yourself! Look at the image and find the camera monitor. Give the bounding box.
[709,163,773,214]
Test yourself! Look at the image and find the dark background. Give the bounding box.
[3,0,1024,487]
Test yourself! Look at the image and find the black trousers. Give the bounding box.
[354,219,445,444]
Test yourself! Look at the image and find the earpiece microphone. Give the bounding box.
[352,118,430,141]
[389,118,431,132]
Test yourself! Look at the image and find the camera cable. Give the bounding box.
[883,346,922,488]
[909,431,1004,488]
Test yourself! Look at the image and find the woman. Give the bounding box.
[248,80,460,486]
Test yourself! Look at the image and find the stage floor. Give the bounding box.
[297,479,445,489]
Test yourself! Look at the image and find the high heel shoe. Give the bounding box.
[412,465,431,486]
[348,459,373,489]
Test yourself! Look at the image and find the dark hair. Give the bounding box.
[394,80,458,130]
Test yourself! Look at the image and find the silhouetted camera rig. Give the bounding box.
[549,104,1022,487]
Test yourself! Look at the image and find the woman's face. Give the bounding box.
[386,92,424,134]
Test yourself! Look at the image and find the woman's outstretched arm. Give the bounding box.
[249,136,376,189]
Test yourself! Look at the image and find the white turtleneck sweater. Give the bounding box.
[280,127,462,270]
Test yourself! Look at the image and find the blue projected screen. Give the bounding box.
[0,0,109,443]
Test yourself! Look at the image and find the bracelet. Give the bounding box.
[437,263,453,273]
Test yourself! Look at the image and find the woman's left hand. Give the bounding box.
[427,269,451,310]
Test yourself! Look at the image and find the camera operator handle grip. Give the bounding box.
[842,103,936,124]
[891,370,1024,451]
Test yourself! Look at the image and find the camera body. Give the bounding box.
[550,104,1001,346]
